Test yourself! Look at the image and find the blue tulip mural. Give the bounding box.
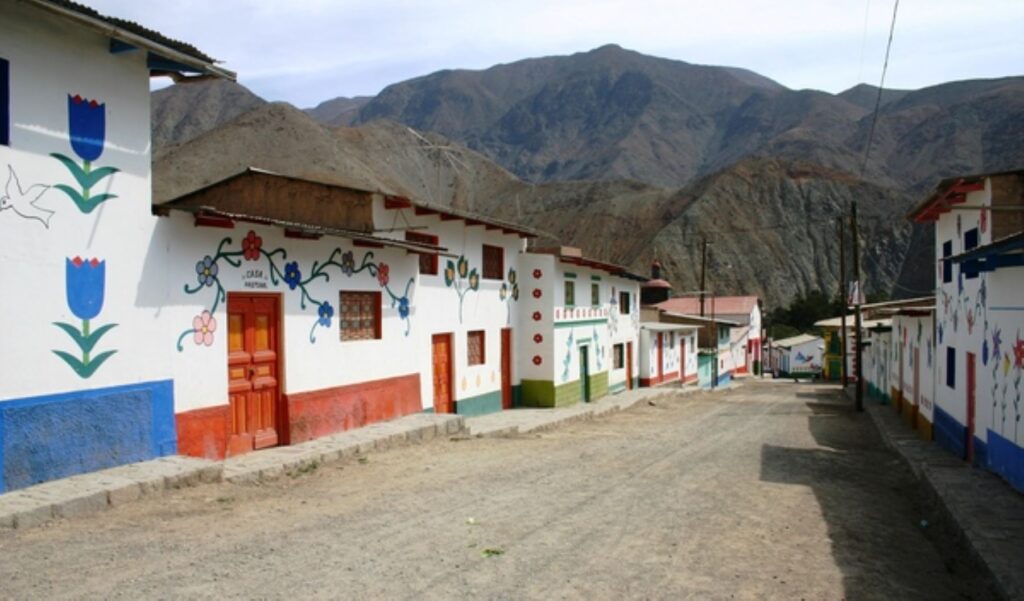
[50,94,119,214]
[53,257,118,378]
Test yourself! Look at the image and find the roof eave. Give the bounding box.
[28,0,236,81]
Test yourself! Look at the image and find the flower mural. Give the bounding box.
[177,232,415,348]
[192,311,217,346]
[52,257,118,378]
[444,255,479,323]
[50,95,119,214]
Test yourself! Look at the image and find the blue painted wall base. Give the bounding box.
[934,405,966,460]
[0,380,175,493]
[986,429,1024,492]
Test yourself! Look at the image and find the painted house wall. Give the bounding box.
[639,328,683,386]
[891,314,936,434]
[718,305,762,374]
[864,329,893,402]
[933,178,1024,489]
[779,339,822,375]
[0,6,175,492]
[517,254,639,407]
[370,204,527,417]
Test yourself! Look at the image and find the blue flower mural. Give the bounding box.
[50,95,119,214]
[52,257,118,378]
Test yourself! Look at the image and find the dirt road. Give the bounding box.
[0,382,993,599]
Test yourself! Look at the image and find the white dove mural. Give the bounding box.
[1,164,54,228]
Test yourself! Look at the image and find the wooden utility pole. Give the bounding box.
[838,216,848,388]
[851,202,864,412]
[699,239,708,317]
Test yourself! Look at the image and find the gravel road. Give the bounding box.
[0,381,995,600]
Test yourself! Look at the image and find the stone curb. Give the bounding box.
[862,396,1024,601]
[0,413,464,534]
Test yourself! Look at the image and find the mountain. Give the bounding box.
[151,79,267,150]
[150,46,1024,307]
[339,45,1024,194]
[304,96,373,126]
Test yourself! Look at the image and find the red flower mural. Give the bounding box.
[241,230,263,261]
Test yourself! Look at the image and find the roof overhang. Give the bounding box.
[27,0,235,81]
[948,231,1024,275]
[528,247,646,281]
[656,309,741,327]
[382,195,539,239]
[154,204,454,257]
[640,323,699,332]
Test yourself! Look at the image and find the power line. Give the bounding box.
[860,0,901,175]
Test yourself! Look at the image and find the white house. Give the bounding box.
[155,169,538,457]
[885,308,937,438]
[772,334,823,377]
[516,247,643,406]
[638,308,699,387]
[0,0,231,492]
[655,296,762,376]
[909,169,1024,491]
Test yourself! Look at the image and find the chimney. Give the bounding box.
[651,259,662,280]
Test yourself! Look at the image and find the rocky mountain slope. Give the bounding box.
[150,47,1024,307]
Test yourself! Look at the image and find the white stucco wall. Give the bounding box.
[934,178,1024,449]
[1,5,168,400]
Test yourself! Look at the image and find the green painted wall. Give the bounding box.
[455,391,503,416]
[588,372,609,401]
[521,373,610,407]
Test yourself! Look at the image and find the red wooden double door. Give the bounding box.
[227,294,282,457]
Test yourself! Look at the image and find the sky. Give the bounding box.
[87,0,1024,108]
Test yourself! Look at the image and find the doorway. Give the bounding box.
[626,342,633,390]
[432,333,454,413]
[579,345,590,403]
[967,351,976,462]
[226,293,282,457]
[501,328,512,409]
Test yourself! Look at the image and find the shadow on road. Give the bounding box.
[759,385,977,600]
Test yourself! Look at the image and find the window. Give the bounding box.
[482,245,503,279]
[406,231,439,275]
[942,240,953,284]
[339,291,381,341]
[619,291,630,314]
[591,283,600,306]
[467,330,485,365]
[564,280,575,306]
[613,343,624,369]
[0,58,8,146]
[946,347,956,388]
[669,333,675,349]
[964,228,979,279]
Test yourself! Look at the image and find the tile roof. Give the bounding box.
[655,295,759,316]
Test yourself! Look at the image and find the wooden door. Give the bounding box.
[501,328,512,410]
[432,333,454,413]
[580,346,590,402]
[656,333,664,380]
[626,342,633,390]
[227,294,281,457]
[967,352,976,462]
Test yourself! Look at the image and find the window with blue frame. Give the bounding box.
[942,240,953,284]
[1,57,9,146]
[964,228,979,279]
[946,346,956,388]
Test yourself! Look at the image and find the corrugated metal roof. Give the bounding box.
[773,334,821,348]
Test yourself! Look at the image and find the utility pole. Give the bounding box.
[699,238,708,317]
[851,202,864,412]
[837,216,848,388]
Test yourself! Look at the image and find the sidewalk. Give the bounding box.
[0,381,721,533]
[862,394,1024,601]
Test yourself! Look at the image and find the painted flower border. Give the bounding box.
[176,231,415,350]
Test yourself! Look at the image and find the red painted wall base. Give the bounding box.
[175,373,423,459]
[285,373,422,444]
[639,371,680,387]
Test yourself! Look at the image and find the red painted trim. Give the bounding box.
[354,240,384,248]
[176,404,231,460]
[640,371,680,387]
[384,195,412,209]
[684,374,698,384]
[735,366,749,374]
[285,373,422,444]
[194,213,235,229]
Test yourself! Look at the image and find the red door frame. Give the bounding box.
[226,292,284,457]
[432,333,454,414]
[501,328,512,409]
[656,333,664,382]
[966,351,976,462]
[626,342,633,390]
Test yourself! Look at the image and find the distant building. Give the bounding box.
[771,334,823,378]
[655,296,762,376]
